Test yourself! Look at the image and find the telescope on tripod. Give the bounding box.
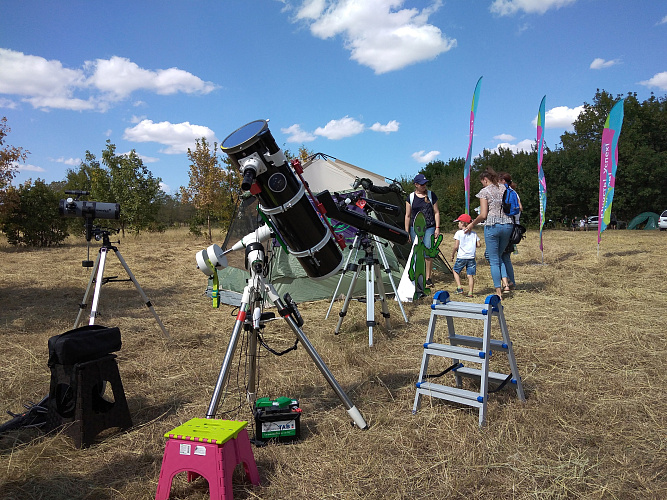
[196,119,409,429]
[59,191,170,339]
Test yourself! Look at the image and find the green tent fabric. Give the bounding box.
[215,240,404,306]
[627,212,659,230]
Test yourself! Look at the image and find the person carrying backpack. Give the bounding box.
[464,169,514,300]
[499,172,522,291]
[404,173,441,287]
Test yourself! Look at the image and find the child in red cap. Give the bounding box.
[451,214,481,298]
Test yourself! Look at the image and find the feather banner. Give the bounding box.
[597,99,624,244]
[464,76,482,215]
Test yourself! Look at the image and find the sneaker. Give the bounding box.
[455,287,464,294]
[426,278,434,287]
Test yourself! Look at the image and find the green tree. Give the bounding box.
[181,138,240,241]
[65,151,112,199]
[425,158,466,222]
[101,141,162,236]
[1,117,29,224]
[558,90,667,220]
[2,179,68,246]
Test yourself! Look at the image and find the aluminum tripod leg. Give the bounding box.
[373,235,408,323]
[206,281,368,429]
[88,247,110,325]
[207,286,252,418]
[268,285,367,429]
[113,249,170,339]
[369,262,392,347]
[334,262,361,335]
[74,250,103,329]
[325,234,360,319]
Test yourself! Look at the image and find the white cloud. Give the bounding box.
[123,119,218,154]
[18,163,46,173]
[639,71,667,90]
[159,181,171,194]
[294,0,456,74]
[52,157,82,166]
[86,56,218,100]
[530,105,584,129]
[0,97,18,109]
[490,0,577,16]
[489,139,535,154]
[493,133,516,142]
[314,116,364,139]
[121,152,159,163]
[658,15,667,25]
[0,49,218,112]
[590,57,620,70]
[412,150,440,163]
[370,120,399,133]
[281,124,317,143]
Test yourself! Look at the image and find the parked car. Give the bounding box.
[587,215,599,229]
[659,210,667,231]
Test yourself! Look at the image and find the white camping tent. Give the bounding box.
[214,154,407,306]
[300,153,389,192]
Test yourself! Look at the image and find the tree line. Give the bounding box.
[404,90,667,228]
[1,89,665,246]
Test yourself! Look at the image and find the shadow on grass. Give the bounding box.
[0,445,162,500]
[0,279,180,330]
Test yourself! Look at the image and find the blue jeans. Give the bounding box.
[410,226,435,251]
[483,223,514,288]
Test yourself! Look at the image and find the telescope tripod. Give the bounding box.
[206,243,367,429]
[327,232,408,346]
[74,231,170,339]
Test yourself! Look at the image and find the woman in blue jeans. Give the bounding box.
[465,169,515,299]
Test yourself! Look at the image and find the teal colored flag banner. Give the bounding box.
[536,96,546,252]
[464,76,482,215]
[597,99,624,244]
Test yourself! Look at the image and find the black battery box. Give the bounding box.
[253,397,301,443]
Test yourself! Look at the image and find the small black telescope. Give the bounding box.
[59,190,120,220]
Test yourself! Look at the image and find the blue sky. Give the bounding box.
[2,0,666,195]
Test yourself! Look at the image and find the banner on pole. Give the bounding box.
[598,99,624,244]
[464,76,482,215]
[537,96,547,252]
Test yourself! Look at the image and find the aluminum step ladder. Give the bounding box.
[412,291,525,426]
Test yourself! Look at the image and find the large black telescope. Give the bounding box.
[221,120,343,280]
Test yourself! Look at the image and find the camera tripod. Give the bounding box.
[73,228,170,339]
[326,232,408,346]
[206,242,367,429]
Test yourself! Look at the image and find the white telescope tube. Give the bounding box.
[229,224,272,252]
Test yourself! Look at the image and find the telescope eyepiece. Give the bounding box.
[241,168,256,191]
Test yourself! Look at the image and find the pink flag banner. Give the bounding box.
[597,99,624,245]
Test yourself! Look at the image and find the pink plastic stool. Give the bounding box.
[155,418,260,500]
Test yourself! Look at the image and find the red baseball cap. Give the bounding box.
[454,214,472,223]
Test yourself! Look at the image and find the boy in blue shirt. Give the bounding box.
[451,214,482,298]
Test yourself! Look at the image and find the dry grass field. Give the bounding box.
[1,226,666,499]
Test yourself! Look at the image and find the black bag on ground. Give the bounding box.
[47,324,121,366]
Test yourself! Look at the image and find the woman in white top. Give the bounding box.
[465,169,514,299]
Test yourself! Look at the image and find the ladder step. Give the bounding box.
[424,342,489,362]
[449,334,508,351]
[415,381,484,408]
[454,366,515,384]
